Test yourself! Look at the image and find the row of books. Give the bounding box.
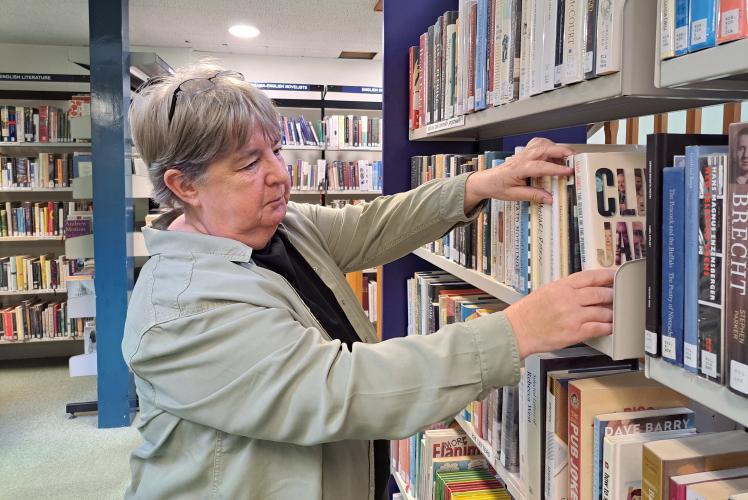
[0,201,91,238]
[364,276,377,323]
[408,0,625,130]
[0,255,73,292]
[287,159,383,192]
[411,144,646,295]
[0,153,89,189]
[324,199,365,209]
[279,115,322,147]
[0,104,78,143]
[323,115,382,150]
[644,125,748,401]
[661,0,748,59]
[0,300,88,342]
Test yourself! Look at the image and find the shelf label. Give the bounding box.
[645,330,658,354]
[730,360,748,394]
[691,18,708,45]
[684,343,698,369]
[701,350,718,378]
[675,27,689,52]
[662,336,676,360]
[426,115,465,134]
[722,9,740,36]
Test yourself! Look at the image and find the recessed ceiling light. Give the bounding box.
[229,25,260,38]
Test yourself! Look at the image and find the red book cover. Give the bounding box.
[568,381,583,500]
[718,0,748,43]
[419,33,427,128]
[38,106,49,143]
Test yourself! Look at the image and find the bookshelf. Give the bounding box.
[0,288,66,296]
[391,467,417,500]
[0,142,91,149]
[0,187,73,193]
[0,235,64,242]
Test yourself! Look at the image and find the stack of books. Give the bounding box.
[1,153,79,189]
[0,254,72,292]
[0,300,85,342]
[323,115,381,149]
[0,104,79,143]
[661,0,748,60]
[279,116,322,147]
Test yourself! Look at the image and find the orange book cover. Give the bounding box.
[718,0,748,43]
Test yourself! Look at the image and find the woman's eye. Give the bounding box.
[274,148,283,157]
[244,161,258,171]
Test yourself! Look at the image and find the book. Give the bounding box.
[670,466,748,500]
[675,0,691,56]
[601,428,697,500]
[645,134,727,357]
[500,383,520,472]
[545,367,635,500]
[542,0,559,91]
[567,371,691,500]
[555,0,567,86]
[584,0,599,78]
[523,347,637,500]
[685,475,748,499]
[689,0,720,52]
[592,407,695,499]
[642,430,748,500]
[595,0,625,75]
[726,122,748,397]
[475,0,489,111]
[717,0,748,43]
[574,151,647,271]
[661,165,686,365]
[685,145,729,373]
[563,0,587,84]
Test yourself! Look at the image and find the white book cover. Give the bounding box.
[530,0,546,96]
[563,0,587,84]
[457,0,469,116]
[671,466,748,498]
[573,151,647,271]
[595,0,625,75]
[504,375,520,473]
[493,0,506,105]
[542,0,558,92]
[686,476,748,500]
[602,429,696,500]
[518,0,533,100]
[660,0,676,60]
[551,176,562,280]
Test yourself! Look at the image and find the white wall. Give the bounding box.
[0,43,90,92]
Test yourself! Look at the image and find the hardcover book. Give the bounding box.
[566,371,690,500]
[674,0,690,55]
[670,466,748,500]
[595,0,625,75]
[584,0,599,78]
[689,0,719,51]
[661,165,686,365]
[686,476,748,500]
[717,0,748,43]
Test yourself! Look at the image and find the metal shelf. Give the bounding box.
[325,190,382,196]
[412,248,524,305]
[326,146,382,152]
[391,467,416,500]
[282,145,324,151]
[0,288,66,296]
[0,187,72,193]
[0,235,64,242]
[0,337,81,345]
[645,356,748,428]
[409,0,738,142]
[454,414,527,500]
[0,142,91,148]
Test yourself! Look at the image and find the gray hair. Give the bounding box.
[129,62,281,207]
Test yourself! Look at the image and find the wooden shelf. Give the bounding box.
[0,187,72,193]
[390,467,416,500]
[412,248,524,305]
[0,235,64,242]
[0,288,66,297]
[409,0,738,142]
[645,356,748,428]
[453,414,527,500]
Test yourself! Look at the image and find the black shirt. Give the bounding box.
[251,229,390,500]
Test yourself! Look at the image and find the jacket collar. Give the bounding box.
[142,226,254,262]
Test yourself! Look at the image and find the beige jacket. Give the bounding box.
[121,172,521,500]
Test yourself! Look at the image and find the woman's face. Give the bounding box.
[192,130,290,248]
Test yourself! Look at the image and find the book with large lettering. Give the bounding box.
[574,151,647,271]
[592,407,695,500]
[566,371,690,500]
[421,428,484,500]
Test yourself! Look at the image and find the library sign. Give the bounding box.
[327,85,383,94]
[252,82,324,92]
[0,73,90,83]
[426,115,465,134]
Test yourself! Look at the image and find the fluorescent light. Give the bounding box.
[229,25,260,38]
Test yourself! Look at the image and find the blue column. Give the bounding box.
[89,0,135,428]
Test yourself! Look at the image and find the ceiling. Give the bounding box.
[0,0,383,59]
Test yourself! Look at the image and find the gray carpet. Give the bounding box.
[0,360,141,500]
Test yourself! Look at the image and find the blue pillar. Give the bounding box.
[89,0,135,428]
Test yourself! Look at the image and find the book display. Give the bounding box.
[0,98,92,359]
[386,1,748,499]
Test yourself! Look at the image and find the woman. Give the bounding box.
[123,64,614,500]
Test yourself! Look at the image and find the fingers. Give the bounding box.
[576,286,615,306]
[526,137,555,149]
[505,186,553,204]
[518,159,576,179]
[523,144,576,162]
[579,306,614,324]
[566,269,616,289]
[578,321,613,339]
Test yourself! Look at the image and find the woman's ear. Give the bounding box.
[163,168,201,208]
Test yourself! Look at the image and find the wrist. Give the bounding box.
[505,302,531,360]
[464,171,487,214]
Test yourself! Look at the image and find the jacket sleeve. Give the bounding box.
[126,302,520,446]
[293,172,484,273]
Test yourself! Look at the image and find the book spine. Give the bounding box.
[592,418,605,500]
[519,200,530,294]
[543,0,558,91]
[492,0,504,105]
[574,154,590,269]
[727,124,748,397]
[661,166,685,366]
[409,47,415,130]
[419,34,427,128]
[555,0,566,86]
[584,0,599,78]
[662,0,676,59]
[684,148,701,373]
[468,2,478,112]
[646,138,663,356]
[595,0,621,75]
[544,383,557,500]
[500,383,520,472]
[689,0,719,51]
[718,0,748,43]
[475,0,488,111]
[529,0,545,95]
[563,0,585,84]
[675,0,691,55]
[568,381,583,500]
[641,444,665,500]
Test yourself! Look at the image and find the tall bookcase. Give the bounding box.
[382,0,748,498]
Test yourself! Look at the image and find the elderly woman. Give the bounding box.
[123,64,614,500]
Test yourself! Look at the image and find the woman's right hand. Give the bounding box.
[504,269,615,359]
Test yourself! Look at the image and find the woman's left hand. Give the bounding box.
[464,138,576,212]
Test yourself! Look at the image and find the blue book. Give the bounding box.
[661,166,686,365]
[684,146,728,373]
[674,0,690,55]
[688,0,718,52]
[518,200,530,295]
[474,0,488,111]
[591,407,696,500]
